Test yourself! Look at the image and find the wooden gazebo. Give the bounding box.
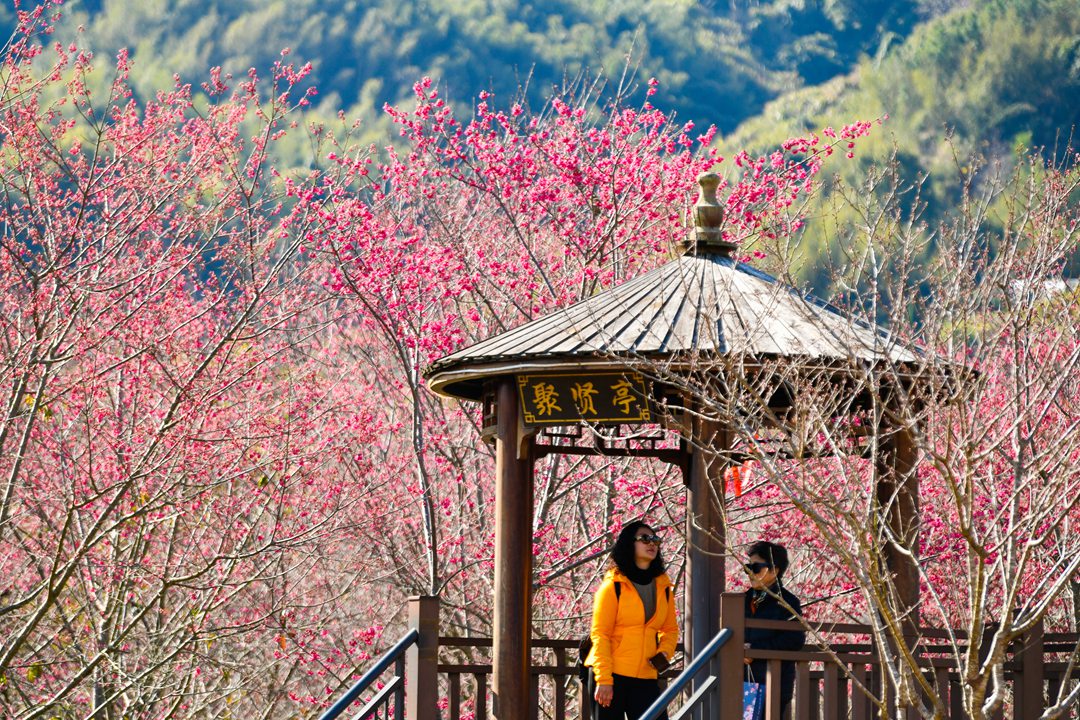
[423,173,926,719]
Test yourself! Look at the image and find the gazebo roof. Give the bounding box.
[425,174,918,402]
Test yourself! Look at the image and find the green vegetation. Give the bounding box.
[724,0,1080,291]
[14,0,1079,294]
[36,0,929,140]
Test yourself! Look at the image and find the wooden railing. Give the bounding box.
[325,595,1079,720]
[727,595,1080,720]
[437,636,578,720]
[316,628,417,720]
[319,596,439,720]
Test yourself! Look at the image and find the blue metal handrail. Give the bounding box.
[638,628,732,720]
[317,628,420,720]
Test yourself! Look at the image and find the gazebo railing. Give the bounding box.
[437,636,580,720]
[317,628,417,720]
[321,595,1078,720]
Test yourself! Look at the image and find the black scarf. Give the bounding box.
[620,562,661,586]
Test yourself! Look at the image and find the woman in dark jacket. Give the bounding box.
[743,541,805,718]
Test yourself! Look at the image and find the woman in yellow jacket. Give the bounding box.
[585,520,678,719]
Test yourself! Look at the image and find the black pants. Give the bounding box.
[590,673,666,720]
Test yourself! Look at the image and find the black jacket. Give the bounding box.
[744,585,805,708]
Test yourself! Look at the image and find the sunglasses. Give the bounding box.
[744,562,772,573]
[634,534,662,545]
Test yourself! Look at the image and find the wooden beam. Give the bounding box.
[491,378,534,719]
[532,442,684,465]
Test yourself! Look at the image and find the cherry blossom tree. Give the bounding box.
[0,4,892,719]
[707,154,1080,719]
[0,8,392,718]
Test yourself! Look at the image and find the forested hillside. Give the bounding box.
[14,0,1077,295]
[16,0,932,136]
[724,0,1080,291]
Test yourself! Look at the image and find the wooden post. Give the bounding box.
[979,622,1003,720]
[876,418,921,720]
[765,659,783,720]
[685,415,729,665]
[823,662,847,720]
[1015,618,1045,720]
[851,664,870,720]
[876,420,921,637]
[405,596,439,720]
[720,593,745,720]
[492,377,534,719]
[795,662,812,720]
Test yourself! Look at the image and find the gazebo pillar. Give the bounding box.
[491,378,534,719]
[876,420,921,637]
[684,414,730,662]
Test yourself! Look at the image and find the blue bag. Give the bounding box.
[742,681,764,720]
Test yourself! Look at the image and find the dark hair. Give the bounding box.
[610,520,666,578]
[747,541,790,579]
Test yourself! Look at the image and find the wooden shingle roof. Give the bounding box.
[425,174,918,402]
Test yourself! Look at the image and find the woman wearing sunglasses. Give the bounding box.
[744,540,805,719]
[584,520,678,719]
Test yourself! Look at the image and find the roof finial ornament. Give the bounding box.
[683,171,735,257]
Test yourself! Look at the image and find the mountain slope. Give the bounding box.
[723,0,1080,291]
[31,0,924,135]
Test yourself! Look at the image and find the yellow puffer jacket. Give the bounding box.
[585,568,678,686]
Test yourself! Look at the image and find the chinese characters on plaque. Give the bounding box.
[517,372,653,425]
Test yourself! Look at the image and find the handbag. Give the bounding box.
[743,667,764,720]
